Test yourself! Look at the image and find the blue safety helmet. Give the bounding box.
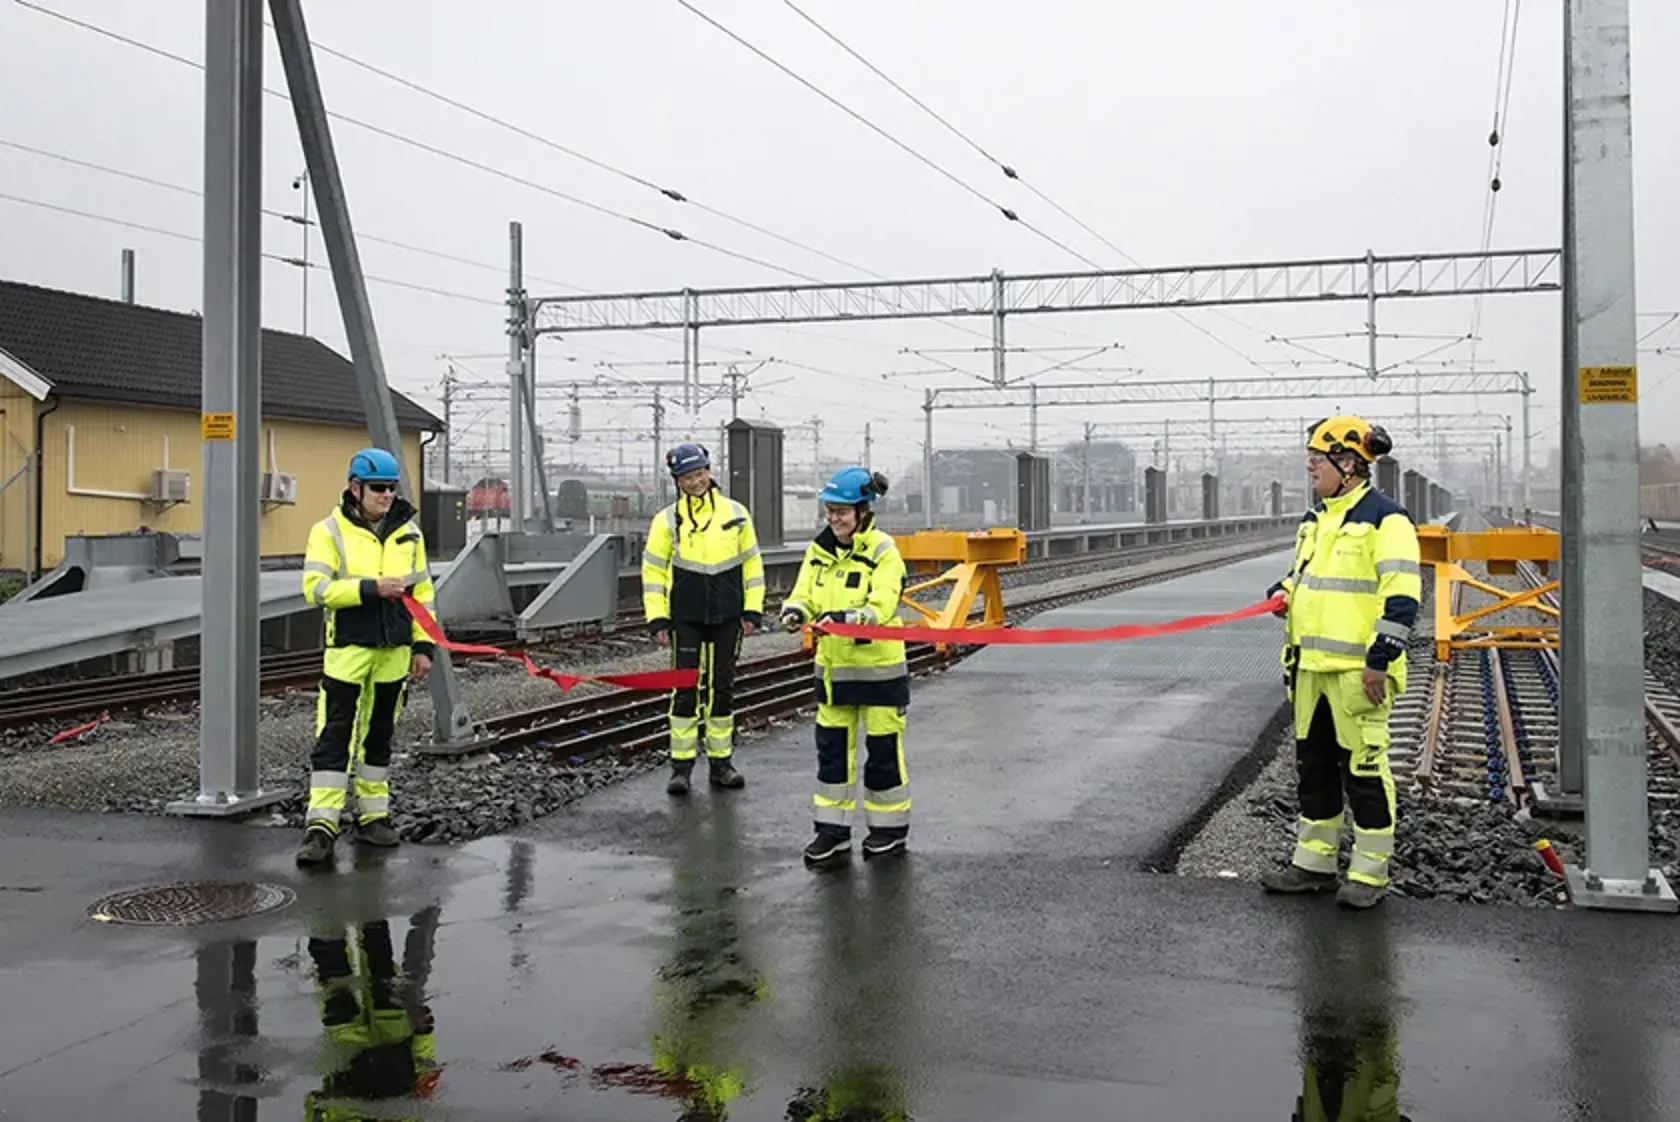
[666,442,710,478]
[819,465,885,506]
[348,447,401,483]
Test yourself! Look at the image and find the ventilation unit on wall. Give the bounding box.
[262,471,298,505]
[150,469,190,505]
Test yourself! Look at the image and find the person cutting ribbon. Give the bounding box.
[779,466,912,868]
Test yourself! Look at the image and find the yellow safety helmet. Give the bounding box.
[1306,414,1392,463]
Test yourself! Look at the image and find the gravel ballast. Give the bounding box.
[0,629,812,842]
[1173,574,1680,908]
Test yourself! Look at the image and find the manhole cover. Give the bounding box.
[87,881,295,926]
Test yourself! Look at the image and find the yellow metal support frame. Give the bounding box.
[1416,525,1559,662]
[897,528,1027,651]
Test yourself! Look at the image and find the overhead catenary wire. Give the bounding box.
[299,32,888,282]
[0,190,501,306]
[9,0,1021,359]
[0,137,587,292]
[1470,0,1522,369]
[673,0,1096,270]
[9,0,824,284]
[6,3,926,379]
[285,26,1011,351]
[763,0,1284,379]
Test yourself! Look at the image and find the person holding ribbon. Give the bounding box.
[778,466,911,867]
[642,442,767,796]
[1261,416,1421,909]
[295,447,436,868]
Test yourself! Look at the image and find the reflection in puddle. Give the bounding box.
[1290,912,1411,1122]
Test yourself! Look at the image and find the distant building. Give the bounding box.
[0,279,443,577]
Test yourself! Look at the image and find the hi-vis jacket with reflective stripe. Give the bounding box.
[1270,482,1421,692]
[783,524,909,708]
[301,493,436,654]
[641,487,766,626]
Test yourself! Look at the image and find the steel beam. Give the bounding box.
[1559,0,1586,799]
[531,248,1561,334]
[519,535,623,640]
[171,0,286,818]
[1558,0,1675,912]
[923,371,1530,410]
[269,0,483,751]
[1070,413,1513,441]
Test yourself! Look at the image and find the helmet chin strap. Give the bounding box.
[1330,456,1365,496]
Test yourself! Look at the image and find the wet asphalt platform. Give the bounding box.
[4,551,1680,1120]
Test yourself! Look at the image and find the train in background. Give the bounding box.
[465,476,660,522]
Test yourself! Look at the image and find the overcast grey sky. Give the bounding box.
[3,0,1677,487]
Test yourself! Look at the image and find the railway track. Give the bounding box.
[1407,556,1680,807]
[437,535,1293,761]
[1645,531,1680,570]
[0,529,1290,734]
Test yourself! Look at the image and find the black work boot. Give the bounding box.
[295,826,336,868]
[1336,880,1387,909]
[356,818,401,847]
[666,759,695,796]
[862,829,907,860]
[1259,864,1338,894]
[803,828,851,868]
[707,757,745,790]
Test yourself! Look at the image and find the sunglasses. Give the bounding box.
[362,482,397,493]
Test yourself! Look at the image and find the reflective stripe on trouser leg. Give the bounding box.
[669,716,701,761]
[705,714,735,759]
[1292,816,1341,875]
[861,704,909,832]
[813,703,858,828]
[307,675,363,833]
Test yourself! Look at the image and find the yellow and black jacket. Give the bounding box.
[301,492,436,658]
[642,486,766,627]
[1269,483,1421,690]
[783,523,909,709]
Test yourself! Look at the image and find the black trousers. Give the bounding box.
[670,619,743,760]
[1297,694,1392,832]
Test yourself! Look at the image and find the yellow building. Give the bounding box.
[0,279,443,578]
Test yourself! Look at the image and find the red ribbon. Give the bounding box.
[810,595,1287,646]
[403,595,698,692]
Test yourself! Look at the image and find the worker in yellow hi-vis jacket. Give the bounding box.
[642,442,766,796]
[1262,416,1421,910]
[297,447,436,869]
[779,467,911,868]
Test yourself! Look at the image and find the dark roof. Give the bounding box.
[0,279,442,431]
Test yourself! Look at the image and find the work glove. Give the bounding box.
[779,609,805,632]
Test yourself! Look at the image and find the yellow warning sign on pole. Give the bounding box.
[201,412,237,440]
[1578,365,1638,404]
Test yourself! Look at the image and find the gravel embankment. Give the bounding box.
[0,628,812,842]
[1175,576,1680,908]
